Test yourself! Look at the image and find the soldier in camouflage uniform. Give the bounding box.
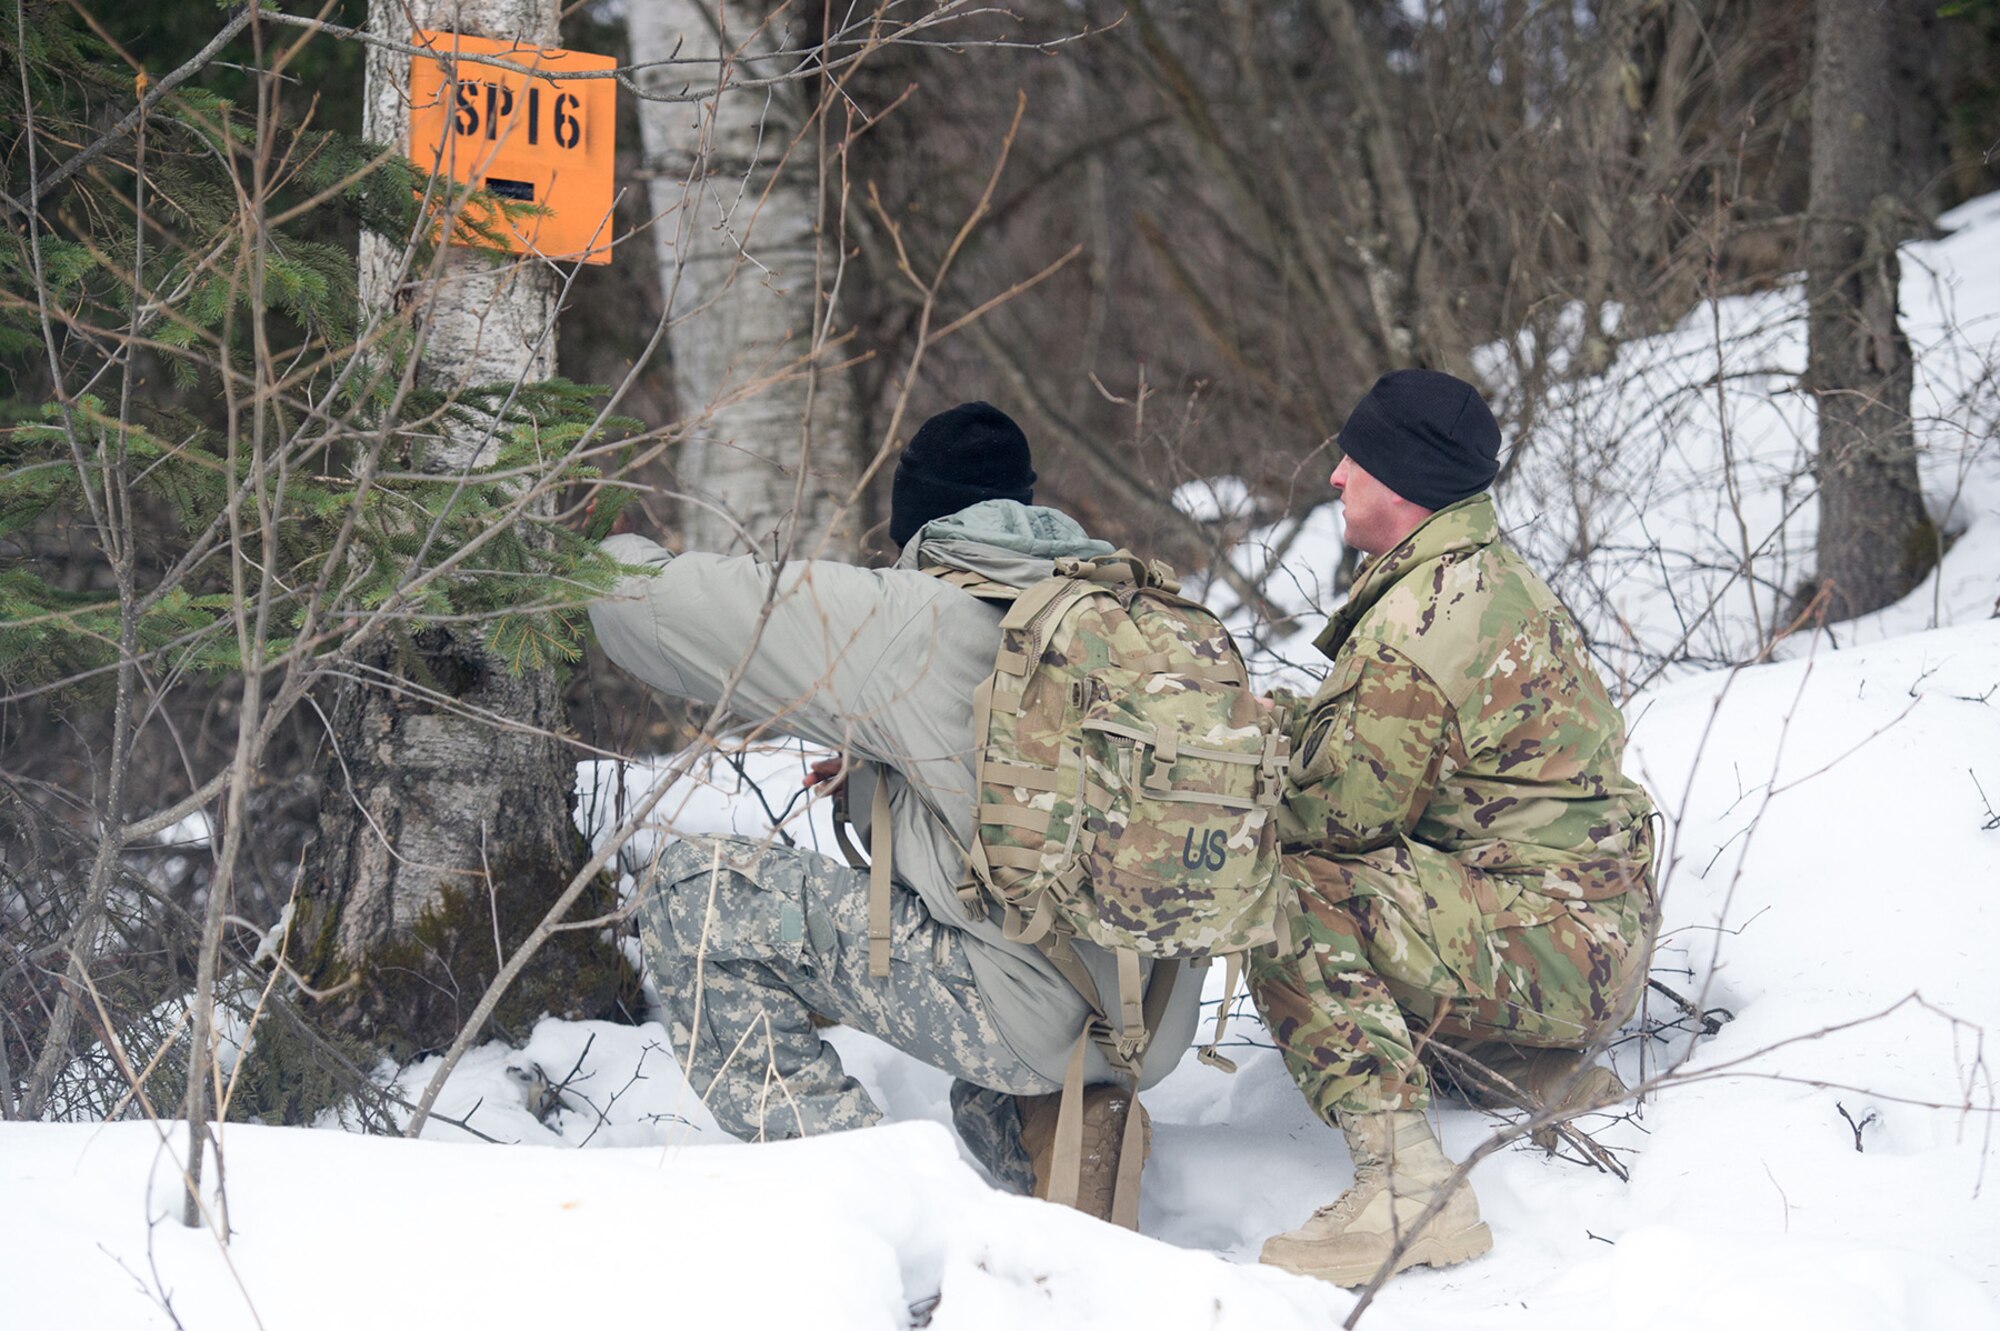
[590,404,1197,1210]
[1252,370,1656,1287]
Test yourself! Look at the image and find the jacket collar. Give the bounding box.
[894,499,1114,589]
[1312,493,1498,660]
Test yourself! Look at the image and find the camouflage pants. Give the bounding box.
[638,834,1051,1191]
[1249,845,1649,1122]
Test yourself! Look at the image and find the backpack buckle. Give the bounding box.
[1254,730,1289,806]
[1084,1015,1150,1077]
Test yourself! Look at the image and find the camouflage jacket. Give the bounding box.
[1277,494,1654,914]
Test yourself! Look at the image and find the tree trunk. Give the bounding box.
[631,1,861,559]
[1806,0,1934,622]
[287,0,623,1076]
[1312,0,1469,376]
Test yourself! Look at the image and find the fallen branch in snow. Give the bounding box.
[1971,769,2000,830]
[575,1040,688,1148]
[1644,978,1735,1037]
[1422,1041,1632,1180]
[1836,1101,1879,1152]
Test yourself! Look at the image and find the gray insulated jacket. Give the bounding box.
[589,500,1203,1090]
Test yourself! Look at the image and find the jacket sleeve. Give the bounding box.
[586,533,990,785]
[1275,640,1458,853]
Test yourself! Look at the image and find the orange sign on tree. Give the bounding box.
[407,31,617,265]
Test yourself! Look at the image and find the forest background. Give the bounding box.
[2,0,1998,1265]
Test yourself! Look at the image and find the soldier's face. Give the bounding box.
[1330,455,1429,556]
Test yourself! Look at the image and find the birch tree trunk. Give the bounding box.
[1806,0,1934,622]
[630,1,861,559]
[287,0,622,1074]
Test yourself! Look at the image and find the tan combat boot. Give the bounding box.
[1260,1109,1492,1286]
[1439,1043,1628,1149]
[1512,1047,1628,1149]
[1017,1086,1152,1223]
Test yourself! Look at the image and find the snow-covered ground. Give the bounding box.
[5,200,1998,1328]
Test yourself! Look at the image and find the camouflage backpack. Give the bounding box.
[950,550,1290,1219]
[949,550,1288,967]
[841,550,1291,1224]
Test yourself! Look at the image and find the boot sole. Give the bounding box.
[1271,1220,1494,1287]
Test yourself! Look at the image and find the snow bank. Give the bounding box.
[1485,190,2000,682]
[6,618,1994,1329]
[0,1119,1348,1330]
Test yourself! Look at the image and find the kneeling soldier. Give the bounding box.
[1255,371,1656,1286]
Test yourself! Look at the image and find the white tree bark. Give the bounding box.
[630,1,861,558]
[287,0,619,1063]
[361,0,559,444]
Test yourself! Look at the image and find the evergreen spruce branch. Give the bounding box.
[14,402,319,579]
[9,0,162,1112]
[1,54,640,1119]
[5,2,256,216]
[378,252,596,632]
[0,2,652,913]
[10,0,98,547]
[9,218,624,647]
[278,427,391,703]
[264,137,402,234]
[7,217,361,414]
[2,427,627,702]
[33,77,401,392]
[0,577,279,700]
[132,432,334,624]
[135,314,418,458]
[2,406,630,693]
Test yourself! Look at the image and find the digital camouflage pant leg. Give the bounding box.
[638,834,1056,1168]
[949,1080,1038,1194]
[1249,847,1649,1124]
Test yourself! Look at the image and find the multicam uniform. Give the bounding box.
[1252,494,1656,1121]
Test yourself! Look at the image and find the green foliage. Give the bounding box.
[0,5,640,706]
[1,386,638,700]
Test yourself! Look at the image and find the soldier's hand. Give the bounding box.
[803,755,847,790]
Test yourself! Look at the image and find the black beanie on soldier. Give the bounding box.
[890,402,1037,546]
[1335,370,1501,511]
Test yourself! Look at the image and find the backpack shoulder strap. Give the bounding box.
[924,565,1023,602]
[830,778,870,872]
[1046,955,1181,1230]
[865,775,894,978]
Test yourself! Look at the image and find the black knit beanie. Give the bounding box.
[890,402,1036,546]
[1335,370,1501,511]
